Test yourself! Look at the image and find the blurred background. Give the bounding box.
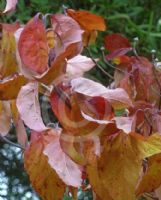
[0,0,161,199]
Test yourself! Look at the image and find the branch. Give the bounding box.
[53,85,72,109]
[152,67,161,109]
[85,47,114,80]
[101,49,133,76]
[144,192,159,200]
[0,135,25,150]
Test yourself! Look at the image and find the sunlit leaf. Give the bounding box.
[136,153,161,197]
[16,82,47,131]
[67,9,106,46]
[66,55,96,77]
[24,130,66,200]
[2,0,18,14]
[87,132,161,200]
[43,129,82,187]
[71,77,133,109]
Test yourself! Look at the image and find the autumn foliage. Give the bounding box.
[2,0,161,200]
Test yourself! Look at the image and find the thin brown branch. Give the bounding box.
[85,47,114,80]
[0,135,25,150]
[53,85,72,109]
[144,192,159,200]
[101,49,133,76]
[152,67,161,109]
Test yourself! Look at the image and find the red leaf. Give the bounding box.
[106,48,131,61]
[18,14,49,74]
[104,33,131,52]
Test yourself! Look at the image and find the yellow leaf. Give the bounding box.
[87,132,161,200]
[136,152,161,197]
[0,101,11,136]
[0,74,27,100]
[0,23,19,79]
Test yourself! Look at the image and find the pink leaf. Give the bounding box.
[66,55,96,77]
[114,116,133,134]
[51,14,81,35]
[3,0,18,14]
[71,77,133,109]
[16,82,47,131]
[43,129,82,187]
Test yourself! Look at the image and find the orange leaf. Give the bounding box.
[136,153,161,197]
[0,74,27,100]
[24,130,66,200]
[67,9,106,31]
[67,9,105,46]
[18,14,49,74]
[36,54,66,85]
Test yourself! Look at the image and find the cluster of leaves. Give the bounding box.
[2,1,161,200]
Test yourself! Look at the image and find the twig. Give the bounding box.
[85,47,114,80]
[132,37,141,60]
[152,68,161,109]
[144,111,153,135]
[144,192,159,200]
[53,85,72,109]
[62,5,68,15]
[101,49,133,76]
[0,135,25,150]
[41,83,53,92]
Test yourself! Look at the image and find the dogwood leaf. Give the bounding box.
[71,77,133,109]
[24,130,66,200]
[16,82,47,131]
